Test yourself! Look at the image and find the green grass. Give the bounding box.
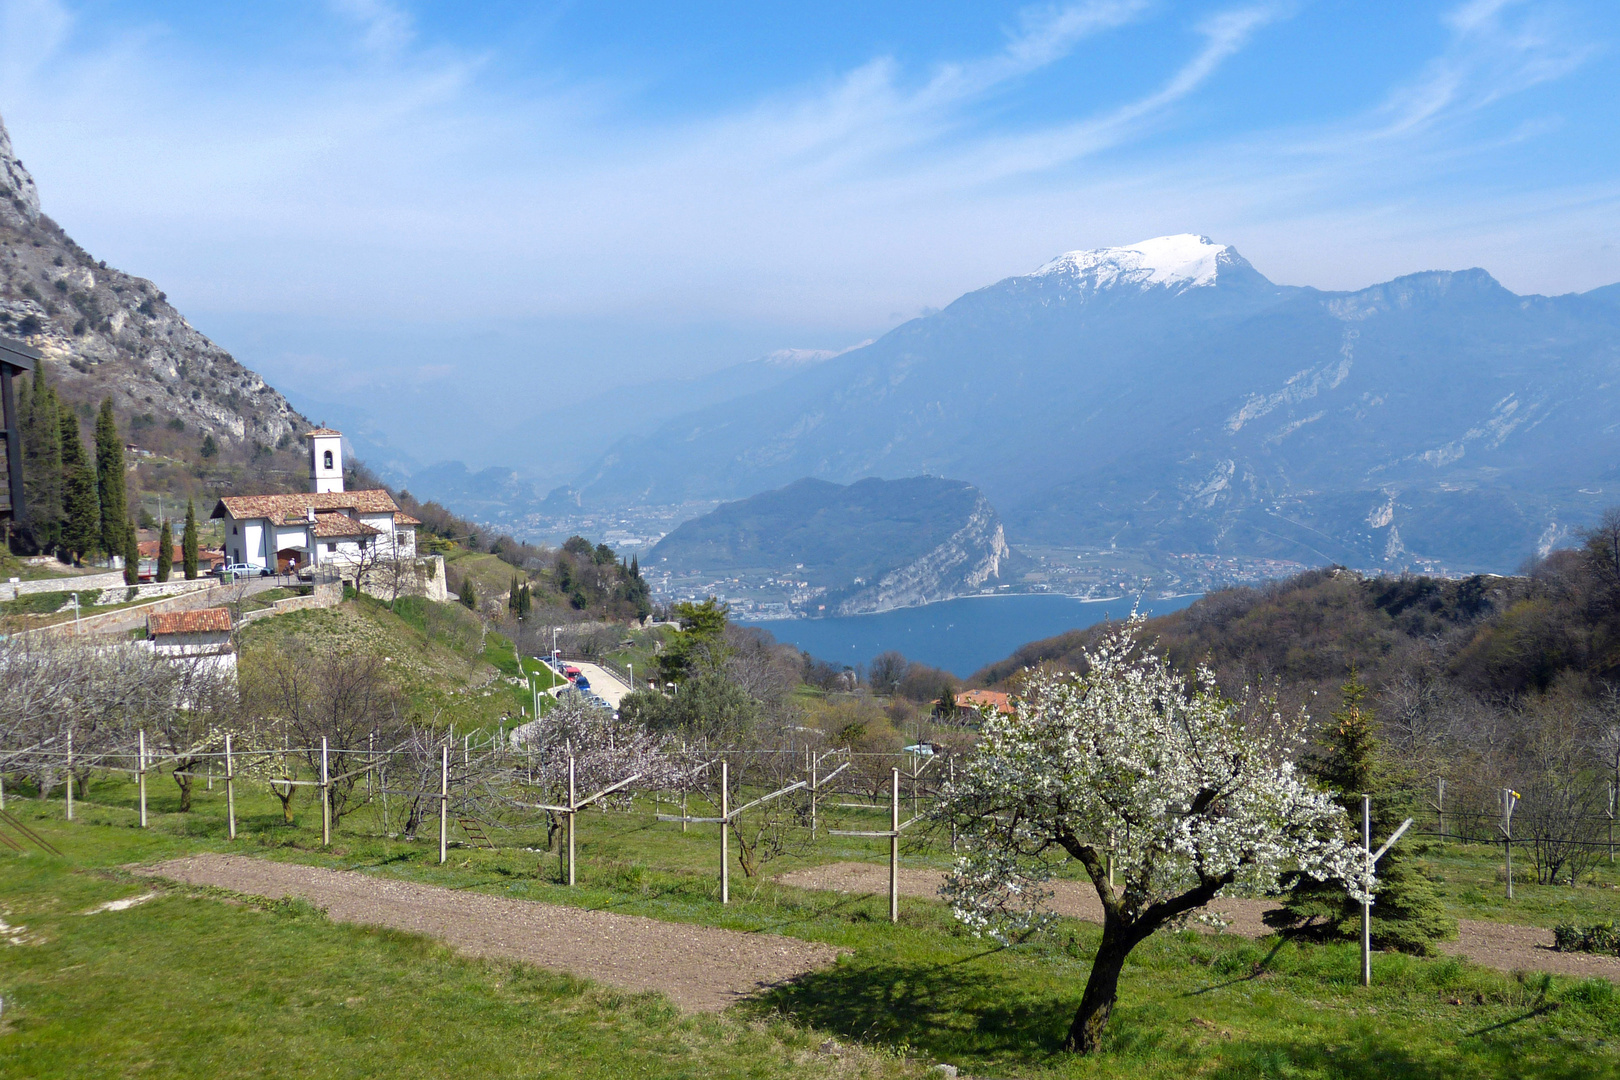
[6,776,1620,1078]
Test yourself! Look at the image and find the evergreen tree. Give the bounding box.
[58,406,100,563]
[20,366,62,550]
[94,398,127,557]
[460,578,477,610]
[182,499,199,580]
[508,574,521,615]
[122,520,139,586]
[157,520,173,582]
[1264,673,1455,954]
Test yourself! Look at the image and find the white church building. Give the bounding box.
[210,428,420,574]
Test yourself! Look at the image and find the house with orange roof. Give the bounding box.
[955,688,1016,716]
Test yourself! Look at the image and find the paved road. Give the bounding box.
[570,660,634,708]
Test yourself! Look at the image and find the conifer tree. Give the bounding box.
[182,499,199,579]
[58,406,100,563]
[94,398,128,558]
[1265,673,1455,954]
[460,578,477,610]
[157,519,173,582]
[122,520,139,586]
[20,365,63,550]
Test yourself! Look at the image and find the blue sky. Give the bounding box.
[1,0,1616,475]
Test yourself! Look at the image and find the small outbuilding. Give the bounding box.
[147,607,234,658]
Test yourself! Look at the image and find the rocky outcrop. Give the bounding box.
[0,111,309,452]
[827,492,1009,615]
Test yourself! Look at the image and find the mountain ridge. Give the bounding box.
[577,237,1620,574]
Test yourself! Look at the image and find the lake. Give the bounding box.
[743,592,1200,678]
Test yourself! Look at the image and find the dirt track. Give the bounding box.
[777,861,1620,983]
[142,854,841,1012]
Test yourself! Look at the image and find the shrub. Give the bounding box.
[1553,921,1620,955]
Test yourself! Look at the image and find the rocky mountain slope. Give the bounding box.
[1,113,312,501]
[580,235,1620,574]
[649,476,1010,615]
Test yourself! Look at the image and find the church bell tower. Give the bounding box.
[306,428,344,494]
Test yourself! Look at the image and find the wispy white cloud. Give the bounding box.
[327,0,415,54]
[0,0,1610,408]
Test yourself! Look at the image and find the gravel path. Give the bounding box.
[778,861,1620,983]
[142,854,842,1012]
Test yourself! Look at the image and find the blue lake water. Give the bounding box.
[743,592,1200,678]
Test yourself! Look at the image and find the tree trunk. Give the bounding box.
[1066,922,1134,1054]
[275,783,296,824]
[174,769,193,812]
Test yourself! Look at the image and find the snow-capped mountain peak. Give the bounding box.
[1033,234,1241,291]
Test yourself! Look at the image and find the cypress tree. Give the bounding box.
[21,366,63,550]
[58,406,100,564]
[1264,674,1455,954]
[122,520,139,586]
[157,520,173,582]
[182,499,199,579]
[460,578,476,610]
[94,398,128,558]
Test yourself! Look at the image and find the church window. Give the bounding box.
[323,450,334,469]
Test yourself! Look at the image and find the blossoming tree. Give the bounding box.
[937,621,1366,1054]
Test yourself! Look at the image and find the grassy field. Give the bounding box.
[5,773,1620,1079]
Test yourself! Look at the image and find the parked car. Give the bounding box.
[573,675,591,692]
[215,562,261,579]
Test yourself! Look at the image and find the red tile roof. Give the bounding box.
[210,489,403,522]
[304,427,343,437]
[956,689,1015,715]
[311,512,382,538]
[148,608,232,635]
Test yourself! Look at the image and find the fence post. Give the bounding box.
[320,737,331,847]
[949,756,957,852]
[890,766,900,924]
[1361,794,1372,988]
[810,750,818,839]
[720,759,730,905]
[65,728,73,821]
[439,744,448,865]
[367,731,375,799]
[1501,787,1517,901]
[138,729,147,828]
[566,753,577,887]
[1435,778,1445,844]
[225,733,236,840]
[1609,780,1615,864]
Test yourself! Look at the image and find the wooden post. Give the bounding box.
[890,766,900,924]
[207,760,214,792]
[138,730,147,828]
[1502,787,1516,901]
[320,737,331,847]
[810,751,818,839]
[1608,780,1615,864]
[1361,794,1372,987]
[367,731,375,799]
[949,756,957,852]
[65,729,73,821]
[0,774,5,811]
[566,754,577,887]
[681,788,688,834]
[1435,777,1445,844]
[225,734,236,840]
[720,759,730,905]
[439,745,449,865]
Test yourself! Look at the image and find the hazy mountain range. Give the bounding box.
[574,234,1620,572]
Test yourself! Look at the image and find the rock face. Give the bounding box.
[0,112,308,453]
[827,488,1009,615]
[0,114,41,227]
[649,475,1011,615]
